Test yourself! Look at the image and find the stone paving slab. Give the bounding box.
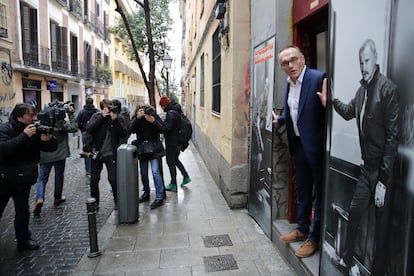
[76,144,297,275]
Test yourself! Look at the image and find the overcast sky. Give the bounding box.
[168,0,182,90]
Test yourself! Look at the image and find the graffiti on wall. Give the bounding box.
[234,61,250,140]
[0,90,15,123]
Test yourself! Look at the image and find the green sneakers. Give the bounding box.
[165,178,191,191]
[181,177,192,187]
[165,183,177,191]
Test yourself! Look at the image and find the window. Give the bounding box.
[70,33,78,75]
[200,53,205,107]
[104,54,109,66]
[212,28,221,114]
[95,48,101,64]
[84,41,92,79]
[0,0,8,37]
[20,3,38,66]
[50,21,68,72]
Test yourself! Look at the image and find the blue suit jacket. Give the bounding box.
[278,67,326,168]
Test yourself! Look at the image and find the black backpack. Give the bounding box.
[170,110,192,151]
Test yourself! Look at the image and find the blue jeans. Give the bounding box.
[36,159,66,201]
[140,158,164,200]
[82,132,91,173]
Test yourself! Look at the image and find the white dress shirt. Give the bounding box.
[287,66,306,137]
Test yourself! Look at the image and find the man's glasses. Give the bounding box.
[280,56,299,67]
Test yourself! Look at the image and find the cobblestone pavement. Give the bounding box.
[0,134,115,275]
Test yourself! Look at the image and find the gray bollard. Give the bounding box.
[86,198,101,258]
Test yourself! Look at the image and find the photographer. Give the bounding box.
[85,99,128,210]
[76,97,98,176]
[33,101,78,215]
[0,103,57,250]
[130,104,165,209]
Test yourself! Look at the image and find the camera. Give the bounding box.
[34,121,54,135]
[62,101,75,114]
[79,150,102,160]
[108,105,121,114]
[144,106,155,116]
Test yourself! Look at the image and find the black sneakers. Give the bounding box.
[17,239,40,251]
[139,194,150,203]
[150,199,164,209]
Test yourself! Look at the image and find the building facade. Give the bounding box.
[180,0,251,208]
[8,0,113,113]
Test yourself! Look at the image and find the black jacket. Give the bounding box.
[0,118,58,185]
[85,112,128,156]
[76,104,98,132]
[0,118,58,166]
[333,65,399,186]
[129,114,163,142]
[153,102,182,146]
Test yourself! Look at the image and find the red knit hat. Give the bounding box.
[159,96,171,106]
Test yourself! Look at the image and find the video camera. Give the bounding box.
[36,100,75,129]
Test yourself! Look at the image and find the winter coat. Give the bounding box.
[153,102,182,146]
[39,113,78,163]
[76,104,98,132]
[85,112,129,157]
[0,118,58,185]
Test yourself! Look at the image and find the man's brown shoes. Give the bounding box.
[295,239,319,258]
[279,229,307,243]
[279,230,318,258]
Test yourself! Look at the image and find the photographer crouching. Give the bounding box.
[32,100,78,215]
[0,103,57,250]
[84,99,129,210]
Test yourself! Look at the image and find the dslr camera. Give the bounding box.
[34,121,54,135]
[144,106,156,116]
[79,150,102,160]
[108,105,121,114]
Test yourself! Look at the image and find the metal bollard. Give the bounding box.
[86,198,101,258]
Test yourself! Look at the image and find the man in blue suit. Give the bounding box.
[273,45,326,258]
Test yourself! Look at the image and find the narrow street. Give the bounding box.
[0,134,114,275]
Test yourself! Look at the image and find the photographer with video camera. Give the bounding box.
[85,99,129,210]
[130,104,165,209]
[33,100,78,215]
[0,103,57,250]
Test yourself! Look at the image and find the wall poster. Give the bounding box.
[321,0,414,275]
[248,36,275,238]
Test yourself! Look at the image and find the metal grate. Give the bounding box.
[203,254,238,272]
[202,234,233,248]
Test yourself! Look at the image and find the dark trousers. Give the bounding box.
[342,166,390,275]
[166,145,188,185]
[90,155,117,206]
[293,137,322,243]
[0,183,32,244]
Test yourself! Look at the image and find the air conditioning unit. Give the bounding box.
[215,3,226,19]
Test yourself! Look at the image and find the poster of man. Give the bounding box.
[319,0,406,275]
[248,36,275,238]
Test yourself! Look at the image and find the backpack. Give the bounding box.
[82,131,94,153]
[170,110,192,151]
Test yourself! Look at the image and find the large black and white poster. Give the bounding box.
[321,0,414,275]
[248,36,275,238]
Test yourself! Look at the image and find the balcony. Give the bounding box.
[69,0,82,19]
[23,45,50,71]
[51,54,70,75]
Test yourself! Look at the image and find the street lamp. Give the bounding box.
[162,52,172,97]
